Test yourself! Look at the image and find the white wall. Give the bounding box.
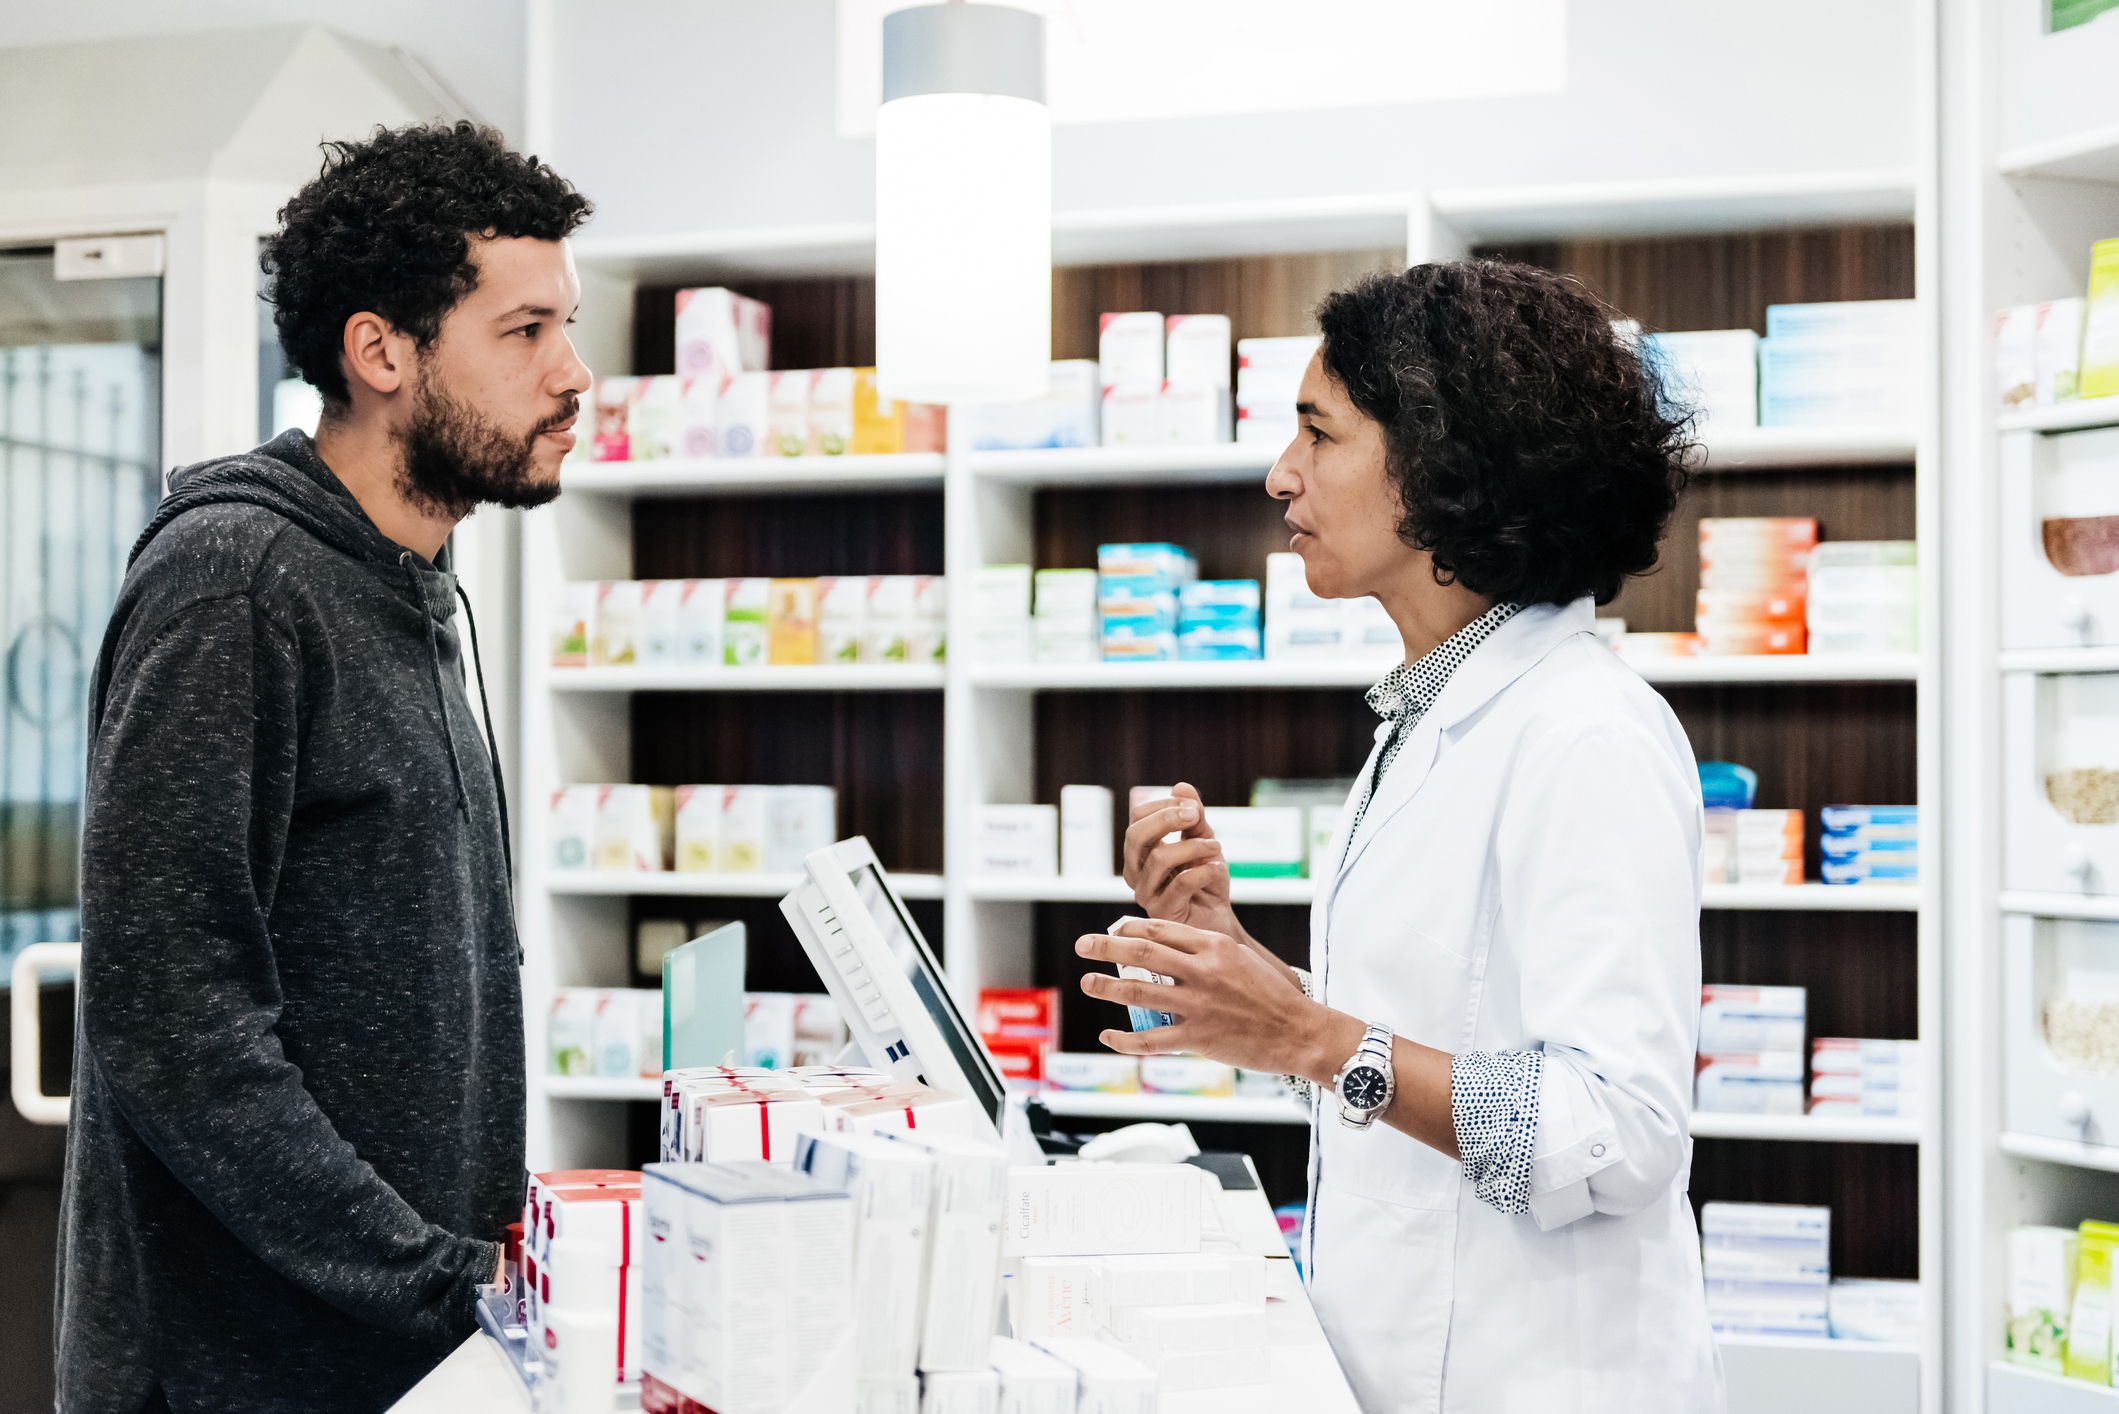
[550,0,1919,242]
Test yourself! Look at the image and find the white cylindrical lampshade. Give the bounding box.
[875,90,1052,406]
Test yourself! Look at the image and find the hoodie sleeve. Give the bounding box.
[77,593,496,1343]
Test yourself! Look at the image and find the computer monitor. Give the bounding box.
[779,837,1009,1140]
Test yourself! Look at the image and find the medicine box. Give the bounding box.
[976,805,1059,877]
[1027,1337,1159,1414]
[964,361,1101,451]
[1106,1301,1270,1392]
[1207,806,1305,877]
[1005,1163,1203,1256]
[1695,1052,1805,1114]
[1699,984,1807,1054]
[680,379,720,458]
[2008,1225,2078,1371]
[674,287,771,388]
[1099,383,1160,447]
[767,578,819,664]
[1089,1252,1268,1315]
[882,1131,1010,1373]
[551,582,593,667]
[1643,329,1759,432]
[591,580,642,665]
[1827,1278,1922,1343]
[790,1131,933,1378]
[1043,1052,1140,1094]
[717,370,771,458]
[810,367,854,456]
[987,1336,1079,1414]
[724,579,769,667]
[1157,383,1232,444]
[1165,314,1232,389]
[1098,312,1164,388]
[920,1369,998,1413]
[769,370,811,457]
[1140,1056,1234,1097]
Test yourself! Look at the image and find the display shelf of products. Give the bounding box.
[1998,890,2119,922]
[1702,882,1921,911]
[1034,1091,1312,1125]
[1995,394,2119,435]
[970,443,1276,486]
[1693,424,1919,470]
[1719,1331,1922,1357]
[547,870,947,900]
[963,655,1919,691]
[546,664,948,692]
[963,876,1915,912]
[561,452,946,497]
[1997,647,2119,675]
[1691,1112,1922,1144]
[965,875,1315,905]
[540,1074,664,1102]
[1990,1359,2119,1411]
[1994,123,2119,184]
[1998,1130,2119,1174]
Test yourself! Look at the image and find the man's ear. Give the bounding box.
[341,311,411,400]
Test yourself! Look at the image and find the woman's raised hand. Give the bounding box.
[1122,782,1241,937]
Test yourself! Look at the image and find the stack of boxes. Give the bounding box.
[963,361,1103,450]
[968,564,1034,665]
[1695,984,1807,1115]
[1995,299,2089,410]
[1808,1038,1921,1118]
[1034,568,1101,663]
[1696,518,1815,656]
[549,783,836,878]
[1759,300,1920,428]
[1235,336,1320,446]
[1641,329,1760,434]
[1700,1201,1833,1339]
[1095,313,1235,446]
[1820,804,1919,887]
[976,987,1059,1091]
[553,575,944,671]
[1099,542,1197,662]
[1807,541,1918,655]
[1703,808,1805,887]
[521,1169,645,1403]
[547,988,665,1079]
[1262,552,1401,662]
[1176,580,1262,661]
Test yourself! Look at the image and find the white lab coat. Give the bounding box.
[1301,597,1724,1414]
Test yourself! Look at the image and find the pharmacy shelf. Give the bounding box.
[970,444,1275,486]
[548,665,946,692]
[1720,1333,1922,1357]
[543,1075,662,1101]
[1694,425,1919,470]
[1033,1091,1311,1125]
[549,871,946,900]
[561,453,945,497]
[1996,123,2119,184]
[1995,396,2119,435]
[1999,890,2119,921]
[1989,1359,2119,1411]
[1998,646,2119,674]
[1998,1130,2119,1174]
[1691,1112,1922,1144]
[1718,1335,1922,1411]
[966,876,1914,912]
[964,655,1918,691]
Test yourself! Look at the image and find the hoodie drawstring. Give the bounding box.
[402,551,472,822]
[453,580,514,882]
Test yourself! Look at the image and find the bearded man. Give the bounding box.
[56,122,591,1414]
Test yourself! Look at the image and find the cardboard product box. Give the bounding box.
[987,1336,1079,1414]
[590,580,642,666]
[2008,1225,2079,1372]
[1005,1163,1203,1257]
[592,377,637,461]
[913,576,949,667]
[594,785,674,872]
[903,401,948,453]
[1090,1253,1267,1315]
[689,1088,825,1163]
[964,361,1100,451]
[973,564,1034,624]
[976,805,1059,876]
[978,988,1059,1049]
[864,576,918,664]
[818,575,870,665]
[674,287,771,386]
[1033,621,1100,664]
[767,578,820,665]
[673,579,725,668]
[1758,336,1919,428]
[879,1131,1010,1374]
[1695,1052,1805,1115]
[1034,568,1099,620]
[769,370,812,456]
[1098,312,1165,388]
[718,786,767,872]
[1643,329,1760,431]
[1059,785,1114,877]
[810,367,855,456]
[1165,314,1232,389]
[1105,1301,1269,1389]
[791,1131,934,1378]
[1099,383,1161,447]
[2085,238,2119,401]
[1699,984,1807,1053]
[1098,542,1196,593]
[549,988,597,1075]
[592,990,645,1077]
[2038,297,2087,405]
[791,993,847,1069]
[1828,1278,1922,1343]
[1996,304,2040,411]
[549,785,598,871]
[1139,1056,1235,1098]
[852,368,905,454]
[1235,335,1320,398]
[762,784,837,873]
[724,578,769,667]
[1207,806,1305,877]
[1764,300,1920,342]
[985,1038,1047,1090]
[552,581,594,667]
[1158,383,1232,444]
[716,370,771,458]
[858,1375,921,1414]
[628,376,684,461]
[639,579,685,665]
[2067,1220,2119,1384]
[1026,1338,1158,1414]
[679,375,721,457]
[920,1369,999,1413]
[743,991,797,1069]
[1042,1052,1140,1094]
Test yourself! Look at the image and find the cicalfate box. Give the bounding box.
[1005,1163,1203,1257]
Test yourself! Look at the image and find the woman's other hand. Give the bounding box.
[1123,783,1239,936]
[1076,917,1333,1078]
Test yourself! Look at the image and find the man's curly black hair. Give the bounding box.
[262,121,593,410]
[1314,261,1693,606]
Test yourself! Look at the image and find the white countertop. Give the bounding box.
[388,1170,1356,1414]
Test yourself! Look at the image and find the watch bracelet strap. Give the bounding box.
[1284,967,1322,1100]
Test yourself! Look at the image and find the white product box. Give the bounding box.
[2009,1225,2078,1372]
[860,1375,923,1414]
[920,1370,999,1414]
[550,785,598,871]
[680,375,722,458]
[548,988,597,1075]
[1060,785,1115,878]
[763,785,838,873]
[819,575,870,665]
[717,370,772,458]
[2039,298,2087,405]
[831,1087,985,1144]
[1090,1253,1267,1315]
[591,580,642,666]
[1828,1278,1922,1343]
[686,1089,824,1163]
[1704,1279,1831,1338]
[639,579,684,665]
[626,376,684,461]
[884,1131,1010,1373]
[865,576,918,664]
[792,1131,934,1378]
[1027,1338,1158,1414]
[1997,304,2040,411]
[912,575,949,667]
[594,785,672,872]
[716,786,766,872]
[1035,569,1099,619]
[1165,315,1232,389]
[552,581,595,667]
[767,369,810,457]
[541,1303,619,1414]
[1139,1057,1233,1098]
[744,991,798,1069]
[592,990,643,1078]
[674,287,771,387]
[1759,335,1918,427]
[978,805,1060,877]
[965,362,1102,451]
[1644,329,1759,431]
[1107,1300,1269,1385]
[1702,1201,1831,1248]
[1235,335,1320,396]
[1695,1052,1805,1114]
[1005,1164,1202,1256]
[1099,312,1165,388]
[541,1191,645,1380]
[724,578,770,667]
[1042,1053,1141,1094]
[974,565,1034,624]
[987,1337,1079,1414]
[676,579,726,666]
[1013,1256,1100,1340]
[811,367,855,456]
[1156,383,1231,444]
[1698,984,1807,1053]
[1034,621,1100,664]
[1205,806,1305,879]
[1100,384,1161,447]
[1766,300,1920,341]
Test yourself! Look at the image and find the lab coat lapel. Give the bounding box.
[1326,598,1597,906]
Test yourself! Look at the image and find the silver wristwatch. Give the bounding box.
[1284,969,1320,1103]
[1333,1024,1396,1129]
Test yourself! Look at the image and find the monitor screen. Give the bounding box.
[849,863,1008,1126]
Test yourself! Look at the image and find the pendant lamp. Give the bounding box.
[875,2,1051,405]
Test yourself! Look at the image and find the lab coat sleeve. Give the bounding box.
[1492,710,1702,1232]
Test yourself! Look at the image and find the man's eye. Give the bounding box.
[515,324,539,338]
[1307,425,1326,444]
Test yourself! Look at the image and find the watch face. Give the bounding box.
[1341,1065,1388,1109]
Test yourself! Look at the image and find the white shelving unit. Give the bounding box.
[1942,8,2119,1411]
[516,165,1941,1412]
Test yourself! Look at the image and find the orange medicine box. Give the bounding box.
[766,578,819,664]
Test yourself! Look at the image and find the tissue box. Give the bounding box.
[1004,1164,1202,1256]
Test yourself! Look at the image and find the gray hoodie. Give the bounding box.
[56,430,523,1413]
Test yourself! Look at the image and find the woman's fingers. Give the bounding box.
[1077,970,1182,1010]
[1110,915,1222,955]
[1136,838,1225,901]
[1123,802,1210,876]
[1074,931,1190,975]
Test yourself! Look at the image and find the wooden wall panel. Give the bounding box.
[634,277,877,376]
[1690,1139,1919,1279]
[1035,483,1286,583]
[1700,911,1918,1041]
[1472,224,1916,335]
[634,491,945,579]
[630,691,945,872]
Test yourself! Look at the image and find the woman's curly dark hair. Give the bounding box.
[262,121,593,409]
[1314,261,1693,606]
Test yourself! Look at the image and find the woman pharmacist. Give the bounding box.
[1077,261,1724,1412]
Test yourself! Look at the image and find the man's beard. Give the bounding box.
[393,368,571,517]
